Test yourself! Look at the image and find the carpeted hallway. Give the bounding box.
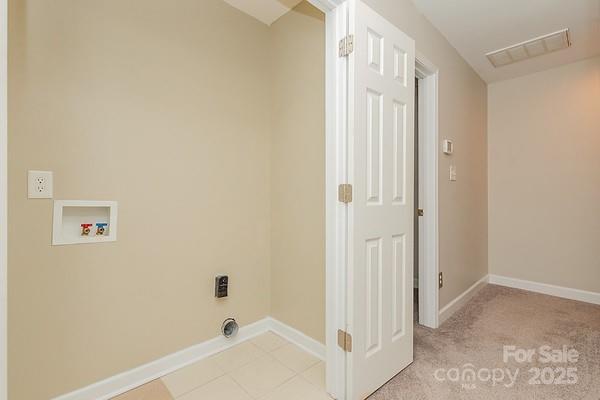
[371,284,600,400]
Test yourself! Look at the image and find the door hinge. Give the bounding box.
[338,184,353,204]
[339,34,354,57]
[417,208,424,216]
[337,329,353,352]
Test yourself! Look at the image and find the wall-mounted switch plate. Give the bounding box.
[449,165,457,181]
[28,170,53,199]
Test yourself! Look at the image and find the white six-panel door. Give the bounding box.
[346,1,415,398]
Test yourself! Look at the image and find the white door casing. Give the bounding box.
[415,56,440,330]
[347,1,415,398]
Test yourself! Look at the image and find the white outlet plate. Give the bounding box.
[28,170,53,199]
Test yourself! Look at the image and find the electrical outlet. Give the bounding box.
[28,170,53,199]
[439,272,443,288]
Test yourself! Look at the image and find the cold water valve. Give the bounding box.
[96,223,108,236]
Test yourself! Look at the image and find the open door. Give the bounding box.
[346,0,415,398]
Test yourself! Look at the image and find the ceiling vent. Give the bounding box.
[486,29,571,68]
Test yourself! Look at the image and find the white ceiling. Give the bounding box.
[223,0,303,25]
[411,0,600,82]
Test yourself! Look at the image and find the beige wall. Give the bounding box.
[488,56,600,293]
[269,3,326,343]
[8,0,488,397]
[364,0,489,308]
[8,1,273,398]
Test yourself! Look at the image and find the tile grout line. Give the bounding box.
[247,356,322,399]
[166,341,268,399]
[211,341,269,399]
[297,365,325,391]
[226,372,256,400]
[164,370,226,399]
[247,338,296,399]
[159,333,325,400]
[228,352,295,399]
[257,340,313,397]
[250,371,299,400]
[245,339,322,399]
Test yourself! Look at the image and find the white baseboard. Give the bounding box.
[53,317,325,400]
[267,317,326,361]
[54,318,270,400]
[489,274,600,305]
[438,275,489,325]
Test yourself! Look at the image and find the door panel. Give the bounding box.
[347,1,415,398]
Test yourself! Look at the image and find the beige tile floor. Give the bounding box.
[113,332,331,400]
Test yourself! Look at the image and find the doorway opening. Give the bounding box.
[414,76,420,323]
[415,55,440,329]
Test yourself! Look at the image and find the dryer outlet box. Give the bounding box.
[215,275,228,298]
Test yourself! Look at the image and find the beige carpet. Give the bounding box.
[370,284,600,400]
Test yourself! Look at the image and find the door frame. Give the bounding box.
[0,0,7,397]
[304,1,348,399]
[311,1,442,398]
[415,54,440,329]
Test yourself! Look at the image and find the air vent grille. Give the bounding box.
[486,29,571,68]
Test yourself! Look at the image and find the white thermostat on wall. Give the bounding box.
[443,139,454,155]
